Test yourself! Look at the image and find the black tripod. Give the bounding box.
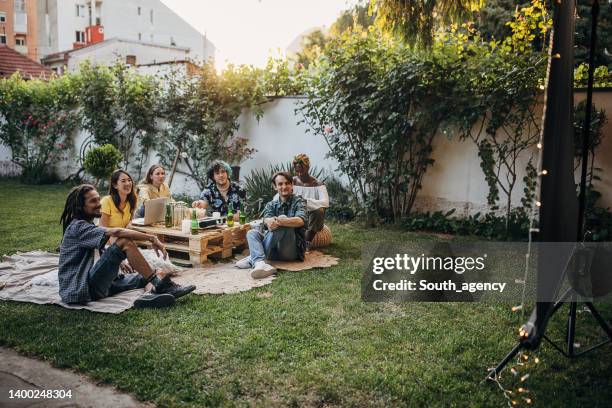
[487,0,612,380]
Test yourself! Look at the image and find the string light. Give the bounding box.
[553,53,561,59]
[512,305,523,312]
[520,374,530,382]
[540,169,548,175]
[537,143,542,149]
[535,201,541,207]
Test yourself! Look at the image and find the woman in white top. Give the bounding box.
[292,154,329,242]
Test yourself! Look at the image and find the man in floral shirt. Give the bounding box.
[192,160,247,216]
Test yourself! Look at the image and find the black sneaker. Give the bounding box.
[133,293,175,309]
[153,276,196,299]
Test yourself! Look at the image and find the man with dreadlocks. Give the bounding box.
[59,184,195,308]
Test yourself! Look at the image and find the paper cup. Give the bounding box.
[181,219,191,234]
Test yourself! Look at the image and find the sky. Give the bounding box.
[161,0,357,69]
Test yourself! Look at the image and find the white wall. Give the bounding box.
[2,95,611,215]
[237,98,341,181]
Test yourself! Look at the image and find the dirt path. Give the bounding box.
[0,347,151,408]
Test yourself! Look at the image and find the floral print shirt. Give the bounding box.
[200,181,246,215]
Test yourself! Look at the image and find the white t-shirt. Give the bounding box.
[293,185,329,211]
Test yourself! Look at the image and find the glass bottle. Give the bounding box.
[165,203,173,228]
[227,203,234,227]
[190,209,199,234]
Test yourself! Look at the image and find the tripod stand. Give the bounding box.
[487,0,611,381]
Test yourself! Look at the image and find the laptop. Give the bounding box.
[131,197,170,226]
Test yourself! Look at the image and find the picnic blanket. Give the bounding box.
[0,251,338,313]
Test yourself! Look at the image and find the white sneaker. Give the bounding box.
[250,261,277,279]
[235,256,252,269]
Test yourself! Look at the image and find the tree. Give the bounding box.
[575,0,612,69]
[158,62,265,190]
[292,2,375,68]
[76,61,160,178]
[371,0,483,45]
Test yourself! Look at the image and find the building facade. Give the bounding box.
[36,0,215,62]
[0,0,39,60]
[41,37,192,76]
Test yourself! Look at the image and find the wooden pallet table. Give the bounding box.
[130,222,251,267]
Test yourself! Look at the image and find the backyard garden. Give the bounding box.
[1,0,612,406]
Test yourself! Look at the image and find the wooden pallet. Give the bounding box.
[130,223,251,267]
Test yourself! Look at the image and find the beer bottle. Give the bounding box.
[190,209,199,234]
[165,203,173,228]
[227,203,234,227]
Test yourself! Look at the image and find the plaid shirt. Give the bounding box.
[263,194,307,261]
[58,219,108,303]
[200,181,246,215]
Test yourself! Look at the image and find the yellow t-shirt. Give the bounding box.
[100,195,132,228]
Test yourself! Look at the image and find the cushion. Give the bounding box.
[310,225,332,248]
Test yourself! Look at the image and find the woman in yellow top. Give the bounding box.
[100,170,137,228]
[135,164,172,217]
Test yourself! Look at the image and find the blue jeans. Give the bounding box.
[88,244,146,301]
[247,227,298,264]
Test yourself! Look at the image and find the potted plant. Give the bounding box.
[223,136,256,181]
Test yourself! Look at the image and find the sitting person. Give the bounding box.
[58,184,195,308]
[192,160,246,219]
[99,170,137,229]
[235,172,306,279]
[291,154,329,243]
[135,164,172,217]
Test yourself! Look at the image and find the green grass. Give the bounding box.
[1,179,611,407]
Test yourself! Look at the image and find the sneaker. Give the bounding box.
[250,261,277,279]
[153,276,196,299]
[133,293,175,309]
[235,256,252,269]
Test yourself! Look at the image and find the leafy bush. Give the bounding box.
[0,74,79,184]
[83,144,122,185]
[243,162,324,217]
[403,208,530,241]
[76,61,160,176]
[158,63,266,191]
[325,176,355,222]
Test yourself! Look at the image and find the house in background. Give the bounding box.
[36,0,215,63]
[41,37,194,76]
[0,0,40,61]
[0,45,52,79]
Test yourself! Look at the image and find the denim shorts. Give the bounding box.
[88,244,146,300]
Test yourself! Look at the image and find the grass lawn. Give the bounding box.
[1,178,611,407]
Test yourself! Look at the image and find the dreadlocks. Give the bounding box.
[60,184,96,234]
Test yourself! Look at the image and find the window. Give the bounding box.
[0,35,6,45]
[137,6,141,15]
[14,0,25,13]
[75,30,86,42]
[138,32,141,41]
[170,36,176,46]
[126,55,136,65]
[0,12,6,23]
[15,37,26,46]
[75,4,85,17]
[150,34,154,43]
[150,9,153,23]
